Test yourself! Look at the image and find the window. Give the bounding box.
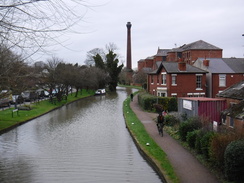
[229,117,234,127]
[196,74,202,89]
[151,76,154,84]
[157,76,159,84]
[158,91,166,97]
[219,74,226,87]
[162,73,166,85]
[172,74,177,85]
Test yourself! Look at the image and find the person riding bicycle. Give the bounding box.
[157,113,164,136]
[157,113,164,126]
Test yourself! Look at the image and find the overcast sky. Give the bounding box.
[34,0,244,69]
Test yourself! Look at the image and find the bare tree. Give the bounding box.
[0,0,90,58]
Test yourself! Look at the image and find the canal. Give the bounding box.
[0,87,162,183]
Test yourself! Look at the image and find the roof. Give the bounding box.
[156,48,172,56]
[221,100,244,119]
[148,62,207,75]
[217,80,244,100]
[162,62,207,74]
[169,40,222,52]
[194,58,234,73]
[222,58,244,73]
[179,97,225,101]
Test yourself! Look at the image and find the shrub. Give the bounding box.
[165,114,180,126]
[209,133,239,169]
[200,131,215,159]
[224,139,244,182]
[195,130,205,154]
[186,130,199,149]
[137,92,177,112]
[179,117,201,141]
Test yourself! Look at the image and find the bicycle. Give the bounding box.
[157,122,164,137]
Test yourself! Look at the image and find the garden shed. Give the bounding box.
[178,97,227,124]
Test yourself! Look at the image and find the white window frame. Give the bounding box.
[219,74,226,87]
[196,74,203,90]
[171,74,177,86]
[161,72,166,85]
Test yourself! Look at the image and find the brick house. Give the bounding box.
[193,58,244,97]
[147,61,207,97]
[166,40,222,64]
[216,81,244,134]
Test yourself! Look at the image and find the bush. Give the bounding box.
[137,92,177,112]
[179,117,201,141]
[165,114,180,126]
[209,133,239,169]
[224,139,244,182]
[195,130,205,154]
[200,131,215,159]
[186,130,199,149]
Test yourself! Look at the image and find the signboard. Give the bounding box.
[183,100,192,110]
[213,121,218,131]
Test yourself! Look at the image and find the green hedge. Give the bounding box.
[138,92,177,112]
[224,139,244,182]
[179,117,202,141]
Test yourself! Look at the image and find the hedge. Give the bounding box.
[138,91,177,112]
[224,139,244,182]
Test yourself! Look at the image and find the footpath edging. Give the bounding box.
[124,116,168,183]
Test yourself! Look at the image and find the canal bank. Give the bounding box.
[125,94,220,183]
[0,90,95,135]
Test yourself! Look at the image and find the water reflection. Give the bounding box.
[0,87,162,183]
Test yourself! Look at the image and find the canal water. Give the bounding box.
[0,87,162,183]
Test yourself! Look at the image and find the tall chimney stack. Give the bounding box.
[126,22,132,70]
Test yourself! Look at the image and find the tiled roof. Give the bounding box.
[162,62,207,74]
[222,58,244,73]
[170,40,222,52]
[217,80,244,100]
[195,58,244,74]
[156,49,172,56]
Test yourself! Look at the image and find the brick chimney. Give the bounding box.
[126,22,132,70]
[203,59,210,67]
[178,58,186,71]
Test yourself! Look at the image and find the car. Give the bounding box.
[95,89,106,95]
[11,95,24,104]
[21,90,39,102]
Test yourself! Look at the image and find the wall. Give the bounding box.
[212,73,244,97]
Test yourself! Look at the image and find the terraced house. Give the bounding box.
[147,61,207,97]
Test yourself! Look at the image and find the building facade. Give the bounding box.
[194,58,244,97]
[147,61,207,97]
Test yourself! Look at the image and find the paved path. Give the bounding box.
[130,95,220,183]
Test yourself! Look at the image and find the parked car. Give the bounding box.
[21,90,39,102]
[95,89,106,95]
[11,95,24,104]
[0,90,12,107]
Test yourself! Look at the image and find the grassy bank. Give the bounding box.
[0,90,94,133]
[123,93,179,183]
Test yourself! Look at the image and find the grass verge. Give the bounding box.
[123,93,179,183]
[0,89,94,133]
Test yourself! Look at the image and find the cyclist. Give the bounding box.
[157,113,164,136]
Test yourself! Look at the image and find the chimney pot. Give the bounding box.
[178,62,186,71]
[203,59,210,67]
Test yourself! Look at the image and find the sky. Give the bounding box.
[33,0,244,69]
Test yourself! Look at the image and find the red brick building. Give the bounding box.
[194,58,244,97]
[217,81,244,135]
[147,61,207,97]
[166,40,222,64]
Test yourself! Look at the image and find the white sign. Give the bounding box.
[213,121,218,131]
[183,100,192,110]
